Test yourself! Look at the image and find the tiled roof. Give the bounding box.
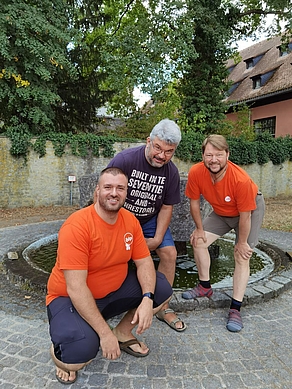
[224,35,292,104]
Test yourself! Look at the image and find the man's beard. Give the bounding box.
[99,197,124,213]
[205,163,226,174]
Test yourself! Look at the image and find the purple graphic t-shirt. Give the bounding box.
[107,145,181,224]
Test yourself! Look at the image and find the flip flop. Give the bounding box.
[55,370,78,385]
[156,308,187,332]
[119,338,149,357]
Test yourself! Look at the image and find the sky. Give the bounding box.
[133,87,151,108]
[237,37,261,50]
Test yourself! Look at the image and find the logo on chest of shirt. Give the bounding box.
[124,233,133,251]
[225,196,231,202]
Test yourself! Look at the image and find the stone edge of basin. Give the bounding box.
[2,241,292,313]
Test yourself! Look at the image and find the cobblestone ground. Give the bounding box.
[1,223,292,388]
[1,266,292,389]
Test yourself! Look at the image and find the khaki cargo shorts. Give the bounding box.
[203,193,265,249]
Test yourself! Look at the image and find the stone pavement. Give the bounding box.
[0,222,292,388]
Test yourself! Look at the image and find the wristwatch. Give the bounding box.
[142,292,154,300]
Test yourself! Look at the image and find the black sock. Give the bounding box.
[230,298,242,311]
[199,280,211,289]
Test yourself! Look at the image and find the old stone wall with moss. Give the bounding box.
[0,136,291,209]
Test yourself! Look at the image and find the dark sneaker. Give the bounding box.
[182,284,213,300]
[226,309,243,332]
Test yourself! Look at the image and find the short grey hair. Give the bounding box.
[149,119,181,146]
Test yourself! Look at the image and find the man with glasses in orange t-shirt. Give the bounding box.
[46,167,172,384]
[183,135,265,332]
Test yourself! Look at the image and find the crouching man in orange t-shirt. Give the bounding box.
[46,167,172,385]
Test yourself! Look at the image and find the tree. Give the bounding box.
[231,0,292,39]
[55,0,124,131]
[1,0,292,145]
[175,0,234,131]
[0,0,76,139]
[51,0,177,129]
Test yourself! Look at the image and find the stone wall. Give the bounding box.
[0,137,141,208]
[0,136,291,209]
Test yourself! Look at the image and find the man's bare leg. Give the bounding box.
[113,297,172,353]
[233,250,250,301]
[50,344,90,383]
[155,246,185,330]
[112,309,149,354]
[192,232,220,281]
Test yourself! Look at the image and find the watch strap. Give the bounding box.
[142,292,154,300]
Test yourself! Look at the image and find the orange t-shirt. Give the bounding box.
[186,161,258,216]
[46,205,150,305]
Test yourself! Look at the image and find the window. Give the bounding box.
[245,59,254,69]
[253,76,261,89]
[244,54,264,69]
[254,117,276,137]
[252,69,275,89]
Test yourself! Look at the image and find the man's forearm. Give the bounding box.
[135,257,156,295]
[155,205,173,242]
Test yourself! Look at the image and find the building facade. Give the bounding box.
[225,35,292,137]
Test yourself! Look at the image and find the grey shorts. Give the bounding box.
[203,193,265,248]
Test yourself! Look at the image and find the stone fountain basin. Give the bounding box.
[3,235,292,312]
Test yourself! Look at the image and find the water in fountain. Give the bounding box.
[22,233,274,290]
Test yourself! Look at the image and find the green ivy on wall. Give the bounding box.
[4,130,292,167]
[7,132,117,161]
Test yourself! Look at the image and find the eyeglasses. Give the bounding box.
[151,141,175,157]
[204,153,226,160]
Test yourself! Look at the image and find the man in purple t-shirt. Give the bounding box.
[107,119,186,332]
